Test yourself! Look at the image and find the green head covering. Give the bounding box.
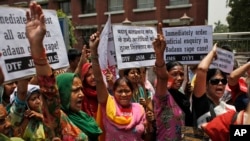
[56,73,75,112]
[56,73,102,141]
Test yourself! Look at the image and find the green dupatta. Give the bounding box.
[56,73,102,141]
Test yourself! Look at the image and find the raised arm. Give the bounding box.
[25,2,60,139]
[26,2,52,76]
[193,43,217,98]
[89,32,109,104]
[228,61,250,86]
[153,23,168,97]
[75,45,88,75]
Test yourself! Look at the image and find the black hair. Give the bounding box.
[113,77,134,93]
[166,61,183,71]
[67,48,81,62]
[206,68,227,83]
[123,68,140,76]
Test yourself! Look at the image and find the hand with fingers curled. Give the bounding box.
[146,110,155,122]
[139,98,147,107]
[89,32,100,53]
[25,109,44,121]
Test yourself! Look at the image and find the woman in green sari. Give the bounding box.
[56,73,102,141]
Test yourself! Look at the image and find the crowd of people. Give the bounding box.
[1,1,250,141]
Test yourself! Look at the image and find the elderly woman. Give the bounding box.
[25,2,102,140]
[89,32,146,140]
[56,73,102,141]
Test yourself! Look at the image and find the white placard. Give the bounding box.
[98,15,117,69]
[0,6,69,82]
[210,48,234,73]
[162,25,213,64]
[112,25,157,70]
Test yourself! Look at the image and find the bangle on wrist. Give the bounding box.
[155,62,165,68]
[33,58,48,66]
[32,48,46,60]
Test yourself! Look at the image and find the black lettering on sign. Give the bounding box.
[4,52,59,73]
[121,52,155,63]
[165,54,207,62]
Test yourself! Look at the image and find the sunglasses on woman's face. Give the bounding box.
[209,78,227,85]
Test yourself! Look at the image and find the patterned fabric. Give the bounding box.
[56,73,102,141]
[131,85,151,103]
[102,95,145,141]
[37,75,88,141]
[153,91,185,141]
[9,85,45,141]
[81,63,99,118]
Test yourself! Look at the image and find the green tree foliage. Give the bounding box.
[214,20,229,33]
[57,9,77,47]
[227,0,250,32]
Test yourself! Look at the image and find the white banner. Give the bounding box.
[162,25,213,64]
[98,14,111,70]
[112,25,157,70]
[0,6,69,82]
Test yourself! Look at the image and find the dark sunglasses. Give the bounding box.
[209,78,227,85]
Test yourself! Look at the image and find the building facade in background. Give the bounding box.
[0,0,208,49]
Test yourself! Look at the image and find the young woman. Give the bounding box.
[89,32,146,141]
[123,68,152,108]
[80,63,99,118]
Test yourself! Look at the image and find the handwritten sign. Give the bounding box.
[0,6,69,82]
[112,25,157,69]
[162,25,213,64]
[210,48,234,73]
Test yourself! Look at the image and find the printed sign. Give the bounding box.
[162,25,213,64]
[0,6,69,82]
[112,25,157,70]
[210,47,234,73]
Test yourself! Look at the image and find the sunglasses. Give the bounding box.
[209,78,227,85]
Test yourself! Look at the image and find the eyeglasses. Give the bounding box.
[209,78,227,85]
